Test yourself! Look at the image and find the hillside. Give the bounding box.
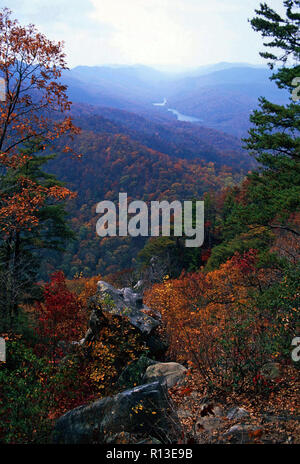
[166,67,288,137]
[70,103,253,168]
[46,130,241,277]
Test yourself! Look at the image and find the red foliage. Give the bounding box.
[231,249,258,274]
[35,271,86,357]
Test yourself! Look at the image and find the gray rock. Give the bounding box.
[81,281,167,358]
[133,280,144,292]
[195,403,224,434]
[143,362,187,388]
[53,381,181,444]
[97,281,160,335]
[227,407,250,421]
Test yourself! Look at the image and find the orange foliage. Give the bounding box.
[145,250,280,387]
[0,177,76,233]
[66,273,102,308]
[0,9,80,233]
[0,9,80,163]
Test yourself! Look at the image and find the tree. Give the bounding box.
[207,1,300,269]
[250,1,300,67]
[145,250,299,392]
[0,8,79,164]
[244,0,300,235]
[0,8,80,236]
[35,271,85,358]
[0,140,76,330]
[0,8,81,329]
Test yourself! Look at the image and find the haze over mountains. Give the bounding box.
[63,62,288,138]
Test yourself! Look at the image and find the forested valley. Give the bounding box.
[0,1,299,446]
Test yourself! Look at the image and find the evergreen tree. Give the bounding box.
[0,140,74,330]
[207,0,300,269]
[244,0,300,235]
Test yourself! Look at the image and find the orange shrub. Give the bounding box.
[145,251,283,390]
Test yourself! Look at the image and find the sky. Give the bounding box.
[4,0,286,70]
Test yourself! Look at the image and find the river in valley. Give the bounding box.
[152,98,202,123]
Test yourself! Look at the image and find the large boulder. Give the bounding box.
[143,362,187,388]
[97,281,160,335]
[81,281,167,359]
[53,381,181,444]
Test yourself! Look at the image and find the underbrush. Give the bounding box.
[145,253,300,394]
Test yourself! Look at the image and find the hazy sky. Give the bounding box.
[5,0,286,69]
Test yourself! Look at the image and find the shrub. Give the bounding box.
[145,252,299,393]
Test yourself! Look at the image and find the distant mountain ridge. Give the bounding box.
[63,62,288,137]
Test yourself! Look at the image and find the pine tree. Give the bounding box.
[207,1,300,269]
[244,0,300,235]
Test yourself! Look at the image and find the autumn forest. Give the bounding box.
[0,1,299,447]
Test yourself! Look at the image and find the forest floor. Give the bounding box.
[170,365,300,444]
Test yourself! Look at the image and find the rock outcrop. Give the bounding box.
[97,281,160,335]
[227,407,250,421]
[82,280,167,358]
[54,281,179,444]
[53,381,181,444]
[224,424,262,444]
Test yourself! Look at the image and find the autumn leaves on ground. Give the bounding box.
[0,2,299,444]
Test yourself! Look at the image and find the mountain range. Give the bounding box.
[43,61,285,277]
[62,62,288,138]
